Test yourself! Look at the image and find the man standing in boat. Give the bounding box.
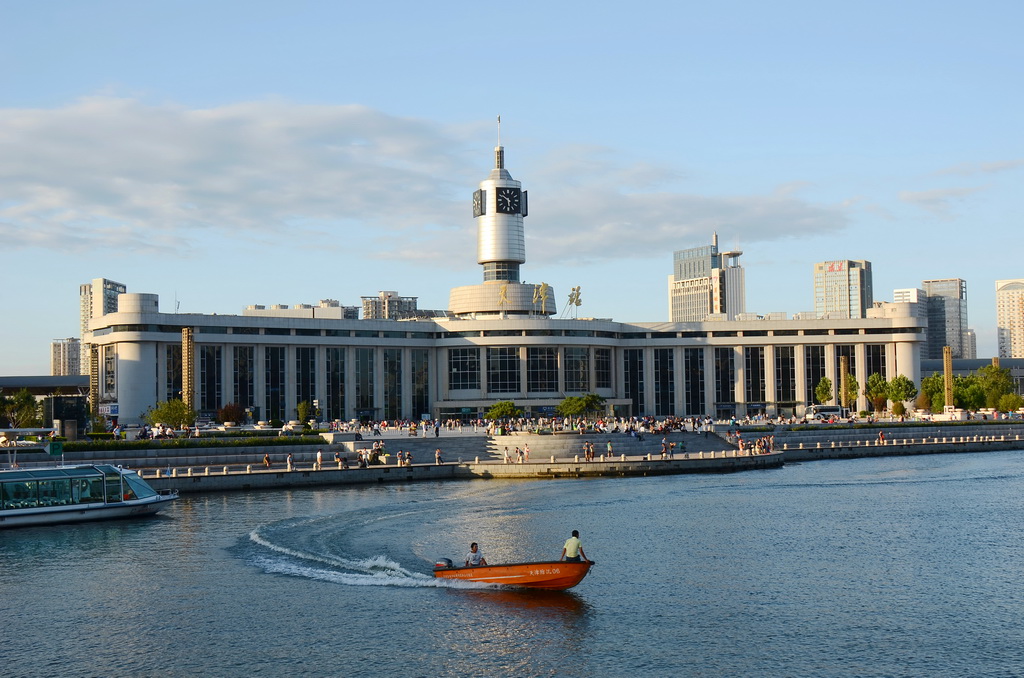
[465,542,487,567]
[561,530,589,563]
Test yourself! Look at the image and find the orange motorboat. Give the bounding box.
[432,558,593,591]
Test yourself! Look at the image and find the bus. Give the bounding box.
[803,405,848,422]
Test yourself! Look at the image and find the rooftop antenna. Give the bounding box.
[495,115,504,169]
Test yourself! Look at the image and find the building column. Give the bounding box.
[764,345,777,417]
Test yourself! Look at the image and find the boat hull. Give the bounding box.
[0,493,177,528]
[433,560,593,591]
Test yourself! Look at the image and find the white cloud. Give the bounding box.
[937,159,1024,176]
[0,97,849,264]
[898,186,985,215]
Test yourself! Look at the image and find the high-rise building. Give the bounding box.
[668,233,745,322]
[361,291,419,320]
[51,337,81,376]
[962,329,977,360]
[813,260,872,319]
[920,279,969,359]
[79,278,126,374]
[996,279,1024,358]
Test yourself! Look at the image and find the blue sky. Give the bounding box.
[1,0,1021,375]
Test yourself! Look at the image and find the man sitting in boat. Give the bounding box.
[465,542,488,567]
[560,530,589,563]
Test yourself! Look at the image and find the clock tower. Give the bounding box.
[449,133,555,318]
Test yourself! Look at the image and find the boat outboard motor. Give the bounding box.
[434,558,453,570]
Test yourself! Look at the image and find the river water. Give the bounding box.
[3,450,1024,677]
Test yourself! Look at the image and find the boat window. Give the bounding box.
[78,478,103,504]
[37,479,72,507]
[123,473,156,500]
[103,471,123,503]
[2,481,38,509]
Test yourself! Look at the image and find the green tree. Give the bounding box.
[296,400,313,424]
[976,364,1016,408]
[841,373,859,410]
[814,377,833,405]
[2,389,41,428]
[920,373,945,412]
[144,399,197,429]
[864,373,889,413]
[556,393,606,418]
[485,401,522,420]
[887,374,918,406]
[217,402,246,424]
[997,393,1024,413]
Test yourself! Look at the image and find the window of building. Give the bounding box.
[296,347,316,413]
[805,345,826,402]
[714,347,735,406]
[595,348,612,389]
[623,349,644,415]
[355,348,374,414]
[199,345,222,413]
[411,349,430,419]
[744,347,766,407]
[448,348,480,390]
[383,348,402,420]
[166,344,182,402]
[565,347,589,392]
[326,347,345,421]
[265,346,286,421]
[487,347,521,394]
[654,348,675,416]
[233,346,254,409]
[775,346,796,404]
[866,344,886,380]
[683,347,705,415]
[527,347,558,393]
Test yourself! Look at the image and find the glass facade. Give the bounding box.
[623,349,644,415]
[805,345,826,403]
[265,346,286,421]
[682,347,705,415]
[295,347,316,414]
[326,347,345,421]
[744,346,765,406]
[774,346,797,404]
[199,345,222,412]
[653,348,675,416]
[233,346,254,409]
[487,347,520,394]
[594,348,612,389]
[166,344,182,402]
[411,349,430,419]
[102,345,117,399]
[448,348,480,390]
[565,347,589,392]
[527,347,558,393]
[713,347,735,408]
[355,348,374,416]
[866,344,886,379]
[383,348,402,420]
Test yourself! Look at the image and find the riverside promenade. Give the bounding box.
[136,429,781,493]
[10,421,1023,494]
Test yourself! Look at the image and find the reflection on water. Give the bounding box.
[4,452,1024,677]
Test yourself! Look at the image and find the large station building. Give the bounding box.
[84,143,924,426]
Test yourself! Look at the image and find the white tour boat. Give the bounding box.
[0,464,178,528]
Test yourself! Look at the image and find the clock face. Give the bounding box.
[472,189,485,217]
[495,187,521,214]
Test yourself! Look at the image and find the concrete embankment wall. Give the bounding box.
[740,422,1024,462]
[143,449,784,494]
